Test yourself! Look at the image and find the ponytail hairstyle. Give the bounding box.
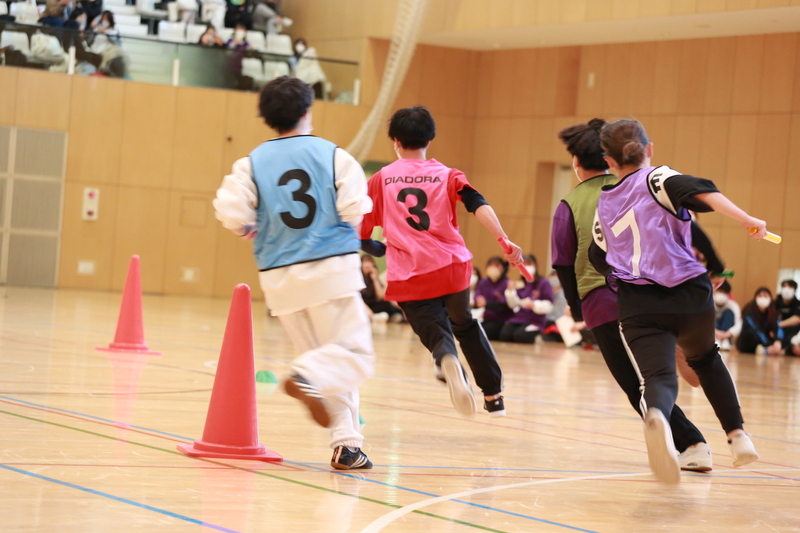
[557,118,609,171]
[600,119,649,168]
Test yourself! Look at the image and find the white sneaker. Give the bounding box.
[643,408,681,484]
[679,442,713,472]
[755,345,766,355]
[372,312,389,323]
[718,339,731,351]
[729,432,759,467]
[440,354,476,417]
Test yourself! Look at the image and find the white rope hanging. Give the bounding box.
[346,0,429,162]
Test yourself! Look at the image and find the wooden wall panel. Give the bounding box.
[427,115,475,173]
[627,42,657,116]
[223,90,269,170]
[780,229,800,268]
[555,47,581,117]
[750,114,791,227]
[163,192,218,296]
[66,76,125,185]
[602,43,632,116]
[783,114,800,230]
[697,115,730,189]
[317,101,368,149]
[724,115,759,216]
[15,70,71,130]
[119,83,177,189]
[795,36,800,111]
[731,35,764,113]
[112,187,170,293]
[718,225,750,297]
[512,49,538,118]
[58,182,118,290]
[703,37,736,114]
[576,45,605,117]
[211,226,264,300]
[671,116,703,173]
[641,115,677,164]
[487,51,516,118]
[652,40,682,115]
[758,33,797,113]
[418,47,475,117]
[0,67,18,125]
[677,39,708,115]
[171,87,228,193]
[532,48,560,117]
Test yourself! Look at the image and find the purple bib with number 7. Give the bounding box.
[596,166,707,288]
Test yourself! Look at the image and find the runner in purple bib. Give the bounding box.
[589,119,769,484]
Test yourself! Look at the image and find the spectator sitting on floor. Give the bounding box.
[775,279,800,355]
[714,281,741,351]
[469,265,484,321]
[500,254,554,344]
[736,287,783,355]
[473,256,513,340]
[360,255,403,323]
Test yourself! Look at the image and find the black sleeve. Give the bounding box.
[690,221,725,275]
[553,264,583,321]
[458,186,489,214]
[663,175,720,213]
[588,240,611,278]
[360,239,386,257]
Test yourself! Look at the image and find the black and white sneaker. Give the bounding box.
[484,396,506,417]
[331,446,373,470]
[440,354,477,417]
[283,374,330,428]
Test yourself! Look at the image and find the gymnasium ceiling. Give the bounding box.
[418,6,800,50]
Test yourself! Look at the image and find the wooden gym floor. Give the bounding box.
[1,286,798,533]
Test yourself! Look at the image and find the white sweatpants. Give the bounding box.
[278,293,375,450]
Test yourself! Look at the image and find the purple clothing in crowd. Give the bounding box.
[551,201,618,330]
[473,277,514,323]
[507,277,553,330]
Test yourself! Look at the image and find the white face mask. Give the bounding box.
[486,266,502,282]
[234,29,246,40]
[525,265,536,278]
[756,296,772,310]
[295,43,306,54]
[470,274,478,288]
[713,293,729,306]
[781,287,796,301]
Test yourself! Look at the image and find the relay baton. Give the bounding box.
[749,227,782,244]
[498,237,533,282]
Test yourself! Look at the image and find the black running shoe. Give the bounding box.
[331,446,373,470]
[484,396,506,417]
[283,374,330,428]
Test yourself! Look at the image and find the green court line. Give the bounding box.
[0,408,508,533]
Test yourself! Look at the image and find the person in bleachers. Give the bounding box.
[224,0,250,29]
[176,0,197,23]
[78,0,102,28]
[736,287,783,355]
[251,0,282,34]
[39,0,65,27]
[88,10,124,77]
[225,22,251,49]
[290,37,327,99]
[198,24,224,47]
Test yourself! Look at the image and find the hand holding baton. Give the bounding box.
[498,237,533,282]
[749,227,782,244]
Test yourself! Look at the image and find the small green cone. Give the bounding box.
[358,414,365,427]
[256,370,278,383]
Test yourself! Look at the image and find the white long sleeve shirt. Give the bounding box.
[213,145,372,315]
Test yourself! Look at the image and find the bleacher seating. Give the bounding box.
[105,0,138,16]
[117,23,149,37]
[265,33,291,56]
[217,27,233,43]
[264,60,290,79]
[158,21,187,43]
[0,3,7,16]
[246,30,264,51]
[186,23,206,44]
[114,13,142,26]
[1,30,30,54]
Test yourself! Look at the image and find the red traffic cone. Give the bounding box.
[177,284,282,462]
[97,255,160,355]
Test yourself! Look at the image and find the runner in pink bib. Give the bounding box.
[361,106,523,418]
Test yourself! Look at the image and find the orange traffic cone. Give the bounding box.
[177,284,282,462]
[97,255,160,355]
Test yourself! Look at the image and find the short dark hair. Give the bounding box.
[258,76,314,133]
[388,106,435,150]
[558,118,609,171]
[716,280,731,294]
[781,279,798,290]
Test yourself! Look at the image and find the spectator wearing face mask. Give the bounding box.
[775,280,800,354]
[473,257,513,340]
[736,287,783,355]
[291,38,327,99]
[500,254,554,344]
[713,281,741,351]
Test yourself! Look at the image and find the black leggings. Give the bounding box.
[592,320,705,451]
[620,309,744,434]
[399,288,503,396]
[499,322,539,344]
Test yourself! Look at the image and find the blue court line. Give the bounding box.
[0,463,241,533]
[287,460,603,533]
[0,395,193,441]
